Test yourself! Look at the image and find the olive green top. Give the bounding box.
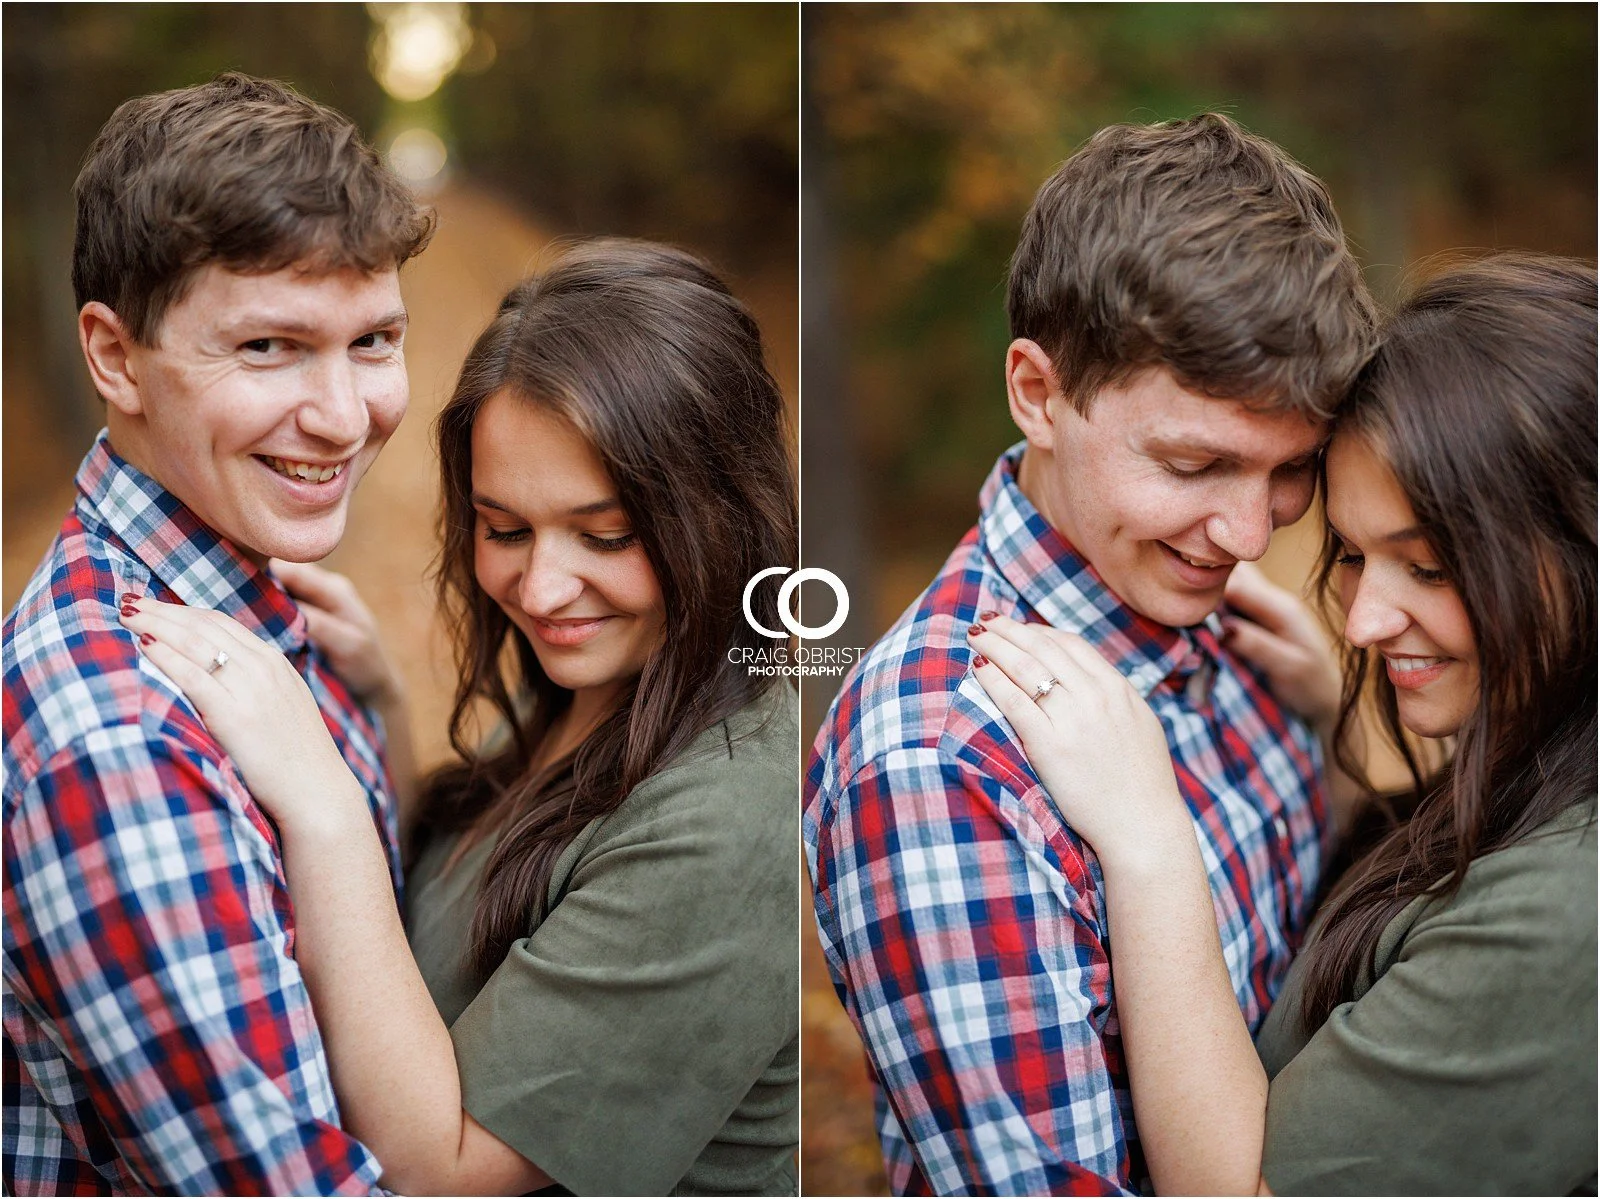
[406,685,800,1196]
[1256,800,1597,1196]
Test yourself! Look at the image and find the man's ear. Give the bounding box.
[78,302,145,416]
[1005,338,1065,451]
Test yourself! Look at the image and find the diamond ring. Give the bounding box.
[206,650,230,675]
[1030,677,1059,702]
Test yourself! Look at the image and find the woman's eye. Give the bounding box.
[1410,564,1449,585]
[1334,550,1364,570]
[483,526,529,544]
[585,532,639,552]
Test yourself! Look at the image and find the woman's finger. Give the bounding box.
[970,653,1054,744]
[1223,563,1305,635]
[271,559,362,619]
[966,618,1071,717]
[128,627,236,716]
[125,596,267,656]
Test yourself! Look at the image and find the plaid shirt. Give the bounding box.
[3,433,402,1195]
[804,444,1326,1195]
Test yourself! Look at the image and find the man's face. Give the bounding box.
[115,263,409,565]
[1036,367,1326,627]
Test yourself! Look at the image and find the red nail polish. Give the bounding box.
[973,654,989,668]
[967,623,984,636]
[979,610,999,621]
[120,606,137,618]
[138,633,155,646]
[120,593,140,607]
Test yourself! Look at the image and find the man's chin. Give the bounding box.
[1126,583,1227,630]
[224,516,348,568]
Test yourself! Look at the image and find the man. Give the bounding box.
[805,113,1377,1195]
[3,73,432,1194]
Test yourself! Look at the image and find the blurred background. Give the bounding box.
[798,5,1596,1194]
[3,2,798,779]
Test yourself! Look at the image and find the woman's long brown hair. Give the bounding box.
[1300,252,1596,1031]
[414,239,796,980]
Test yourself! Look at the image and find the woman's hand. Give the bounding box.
[1221,563,1341,737]
[967,613,1189,870]
[270,560,404,709]
[118,596,368,839]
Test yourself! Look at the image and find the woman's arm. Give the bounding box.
[121,597,550,1196]
[968,615,1272,1195]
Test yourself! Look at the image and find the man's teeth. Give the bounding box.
[1389,656,1444,673]
[1176,549,1223,569]
[264,457,344,483]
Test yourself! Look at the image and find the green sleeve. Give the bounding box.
[445,744,798,1196]
[1262,823,1598,1196]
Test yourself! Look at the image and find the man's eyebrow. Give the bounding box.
[1143,435,1325,465]
[218,308,409,337]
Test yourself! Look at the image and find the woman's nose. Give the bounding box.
[515,542,585,616]
[1342,572,1411,649]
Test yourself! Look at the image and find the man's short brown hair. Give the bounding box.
[1007,113,1376,420]
[73,72,434,345]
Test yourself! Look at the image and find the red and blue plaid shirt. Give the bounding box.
[804,445,1327,1195]
[3,433,402,1195]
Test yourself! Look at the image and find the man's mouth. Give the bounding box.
[1159,542,1235,578]
[257,455,349,484]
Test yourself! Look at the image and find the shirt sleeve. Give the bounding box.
[3,726,384,1196]
[1262,824,1598,1196]
[812,750,1137,1195]
[445,750,798,1196]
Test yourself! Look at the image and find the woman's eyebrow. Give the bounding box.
[568,499,621,517]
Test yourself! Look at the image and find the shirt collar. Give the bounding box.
[76,430,309,654]
[978,441,1221,698]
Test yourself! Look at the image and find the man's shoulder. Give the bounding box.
[806,531,1078,856]
[4,512,197,799]
[815,528,994,779]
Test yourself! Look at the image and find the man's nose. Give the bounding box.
[297,358,370,447]
[1342,572,1410,649]
[1204,478,1274,563]
[516,541,585,616]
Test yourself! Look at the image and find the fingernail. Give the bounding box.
[967,623,984,637]
[972,654,989,668]
[120,606,138,618]
[979,610,999,621]
[138,633,155,646]
[120,595,140,609]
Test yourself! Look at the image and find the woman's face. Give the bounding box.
[1324,431,1479,738]
[471,390,666,711]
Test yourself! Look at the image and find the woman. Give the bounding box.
[966,253,1596,1194]
[121,240,800,1195]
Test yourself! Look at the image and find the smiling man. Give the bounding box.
[2,74,431,1194]
[804,114,1377,1195]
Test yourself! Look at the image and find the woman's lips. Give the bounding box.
[531,616,614,647]
[1385,655,1450,690]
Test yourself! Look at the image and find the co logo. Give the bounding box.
[743,567,850,640]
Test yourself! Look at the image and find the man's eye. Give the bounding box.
[352,330,398,351]
[240,338,286,355]
[1161,460,1213,478]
